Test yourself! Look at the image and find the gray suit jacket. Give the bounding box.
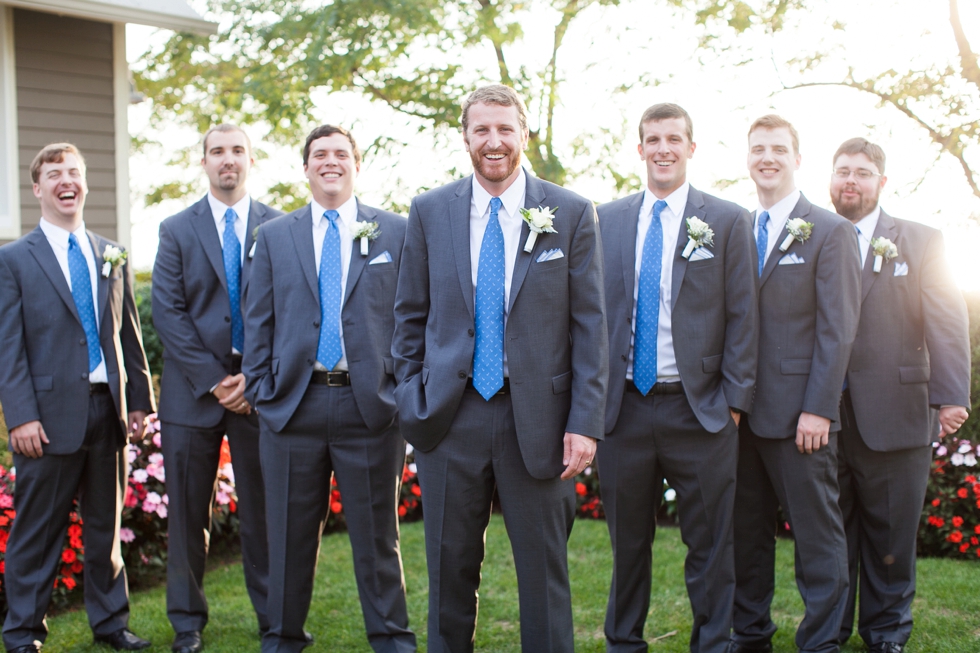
[599,186,759,434]
[153,196,281,427]
[0,227,154,454]
[847,209,970,451]
[392,172,609,480]
[747,193,861,438]
[243,201,405,433]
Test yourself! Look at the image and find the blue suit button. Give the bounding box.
[313,321,320,328]
[458,371,466,379]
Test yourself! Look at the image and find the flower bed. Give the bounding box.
[918,434,980,558]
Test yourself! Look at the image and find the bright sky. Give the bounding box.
[126,0,980,288]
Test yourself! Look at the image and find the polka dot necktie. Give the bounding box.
[67,233,102,372]
[222,208,244,352]
[756,210,770,277]
[633,199,667,396]
[473,197,505,400]
[316,210,343,370]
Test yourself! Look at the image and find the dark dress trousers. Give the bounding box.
[837,210,970,648]
[597,187,758,653]
[392,173,608,653]
[152,195,281,634]
[0,228,154,649]
[732,194,861,653]
[244,201,415,653]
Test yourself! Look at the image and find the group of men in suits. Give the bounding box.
[0,83,969,653]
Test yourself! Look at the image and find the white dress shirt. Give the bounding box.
[754,188,802,267]
[853,205,881,268]
[311,196,357,372]
[39,218,108,383]
[470,168,527,378]
[626,183,689,383]
[208,192,250,265]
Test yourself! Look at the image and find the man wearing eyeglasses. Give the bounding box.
[830,138,970,653]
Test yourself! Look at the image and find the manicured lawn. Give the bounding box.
[39,517,980,652]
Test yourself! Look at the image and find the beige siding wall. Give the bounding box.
[14,8,117,241]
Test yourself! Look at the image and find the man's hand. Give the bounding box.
[213,373,251,415]
[128,411,148,443]
[939,406,969,437]
[730,409,741,428]
[10,420,49,458]
[562,432,597,480]
[796,411,830,454]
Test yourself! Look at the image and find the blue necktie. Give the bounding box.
[68,233,102,373]
[316,210,343,370]
[633,199,667,396]
[756,210,770,277]
[855,225,864,266]
[222,208,244,352]
[473,197,505,400]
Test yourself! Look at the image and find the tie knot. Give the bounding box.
[68,233,79,248]
[489,197,502,215]
[653,200,667,219]
[224,207,237,225]
[758,210,770,228]
[324,209,339,226]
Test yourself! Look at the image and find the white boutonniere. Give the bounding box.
[101,245,127,277]
[350,221,381,256]
[249,226,260,258]
[779,218,814,252]
[519,206,558,253]
[870,237,898,273]
[681,217,714,259]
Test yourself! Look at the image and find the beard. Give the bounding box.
[832,186,879,221]
[216,169,241,191]
[469,147,521,184]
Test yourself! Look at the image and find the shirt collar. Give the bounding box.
[471,167,527,218]
[853,205,881,239]
[208,192,251,228]
[642,182,689,220]
[756,188,801,232]
[312,195,358,228]
[39,217,88,250]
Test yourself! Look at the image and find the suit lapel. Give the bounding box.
[189,196,228,292]
[759,194,811,288]
[670,187,703,311]
[620,193,643,314]
[343,200,375,306]
[87,231,110,328]
[450,178,475,320]
[26,228,81,324]
[862,209,897,302]
[290,205,320,302]
[242,199,268,297]
[508,174,545,312]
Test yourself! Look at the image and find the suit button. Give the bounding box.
[313,321,320,328]
[224,316,231,323]
[458,371,466,379]
[621,354,627,362]
[307,359,314,365]
[81,373,88,380]
[80,338,86,345]
[467,329,474,337]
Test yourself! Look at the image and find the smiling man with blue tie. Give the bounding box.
[392,84,608,652]
[0,143,155,653]
[243,125,415,653]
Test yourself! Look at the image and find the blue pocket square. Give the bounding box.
[689,247,714,261]
[893,261,908,277]
[536,248,564,263]
[369,251,392,265]
[778,252,805,265]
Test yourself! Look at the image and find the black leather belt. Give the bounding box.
[311,371,351,386]
[90,383,110,395]
[629,381,683,395]
[465,378,511,395]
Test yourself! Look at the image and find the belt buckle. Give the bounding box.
[326,372,346,387]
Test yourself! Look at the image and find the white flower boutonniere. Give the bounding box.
[681,217,714,259]
[350,221,381,256]
[779,218,814,252]
[102,245,127,277]
[870,237,898,273]
[519,206,558,253]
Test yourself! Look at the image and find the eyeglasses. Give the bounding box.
[833,168,880,180]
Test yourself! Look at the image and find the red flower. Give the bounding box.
[957,488,968,499]
[972,537,979,546]
[948,531,963,543]
[68,524,82,537]
[974,483,980,495]
[411,485,422,497]
[331,490,342,502]
[960,543,970,553]
[931,498,941,507]
[0,561,4,574]
[229,500,237,513]
[330,502,343,514]
[61,549,77,563]
[398,505,407,517]
[575,482,587,496]
[975,525,980,534]
[124,486,138,508]
[219,439,232,467]
[953,516,964,528]
[62,576,76,590]
[967,475,978,484]
[0,515,8,527]
[71,561,83,573]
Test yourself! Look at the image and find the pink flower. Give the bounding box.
[0,494,12,509]
[131,469,148,484]
[119,527,136,543]
[156,504,168,519]
[152,433,162,448]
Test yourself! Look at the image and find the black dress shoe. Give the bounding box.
[727,643,773,653]
[870,643,904,653]
[172,631,203,653]
[93,629,151,651]
[258,629,313,644]
[8,643,41,653]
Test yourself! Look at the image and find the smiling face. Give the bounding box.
[830,152,887,222]
[638,117,696,198]
[463,101,528,196]
[202,129,252,204]
[747,126,801,207]
[33,153,87,230]
[304,133,359,209]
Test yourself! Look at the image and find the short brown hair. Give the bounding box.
[638,103,693,143]
[302,125,362,166]
[30,143,86,183]
[833,137,886,175]
[748,114,800,154]
[461,84,529,134]
[202,123,252,158]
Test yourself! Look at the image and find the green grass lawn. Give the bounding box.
[38,517,980,652]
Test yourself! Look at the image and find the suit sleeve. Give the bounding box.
[242,228,276,407]
[802,218,861,420]
[721,208,759,413]
[151,219,228,398]
[120,256,155,413]
[0,253,41,429]
[391,198,430,390]
[920,230,971,408]
[564,200,609,440]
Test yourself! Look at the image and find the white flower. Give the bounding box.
[149,452,164,465]
[132,469,148,483]
[779,218,814,252]
[870,237,898,273]
[519,206,558,253]
[682,217,714,258]
[101,244,127,277]
[350,221,381,241]
[951,453,965,466]
[965,453,977,467]
[664,488,677,502]
[935,445,948,456]
[958,442,973,454]
[146,491,161,504]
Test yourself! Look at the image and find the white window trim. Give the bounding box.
[0,6,20,240]
[112,22,130,251]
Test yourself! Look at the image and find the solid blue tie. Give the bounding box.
[316,210,343,370]
[633,199,667,396]
[855,225,864,266]
[473,197,505,400]
[756,210,770,277]
[68,233,102,373]
[222,208,244,352]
